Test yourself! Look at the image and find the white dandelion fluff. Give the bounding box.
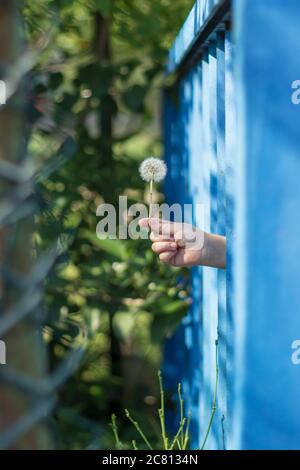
[139,157,167,220]
[139,157,167,183]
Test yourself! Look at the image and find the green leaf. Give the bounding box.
[148,299,187,316]
[79,229,127,261]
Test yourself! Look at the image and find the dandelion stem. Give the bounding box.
[149,178,153,221]
[200,340,219,450]
[125,409,153,450]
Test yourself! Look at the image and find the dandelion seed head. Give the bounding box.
[139,157,167,183]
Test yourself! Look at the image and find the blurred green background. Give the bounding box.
[21,0,194,449]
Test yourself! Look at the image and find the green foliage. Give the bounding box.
[111,343,219,451]
[22,0,194,449]
[111,372,192,450]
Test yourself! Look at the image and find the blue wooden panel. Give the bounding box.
[233,0,300,450]
[201,46,219,450]
[164,0,233,451]
[215,32,227,450]
[224,28,235,450]
[168,0,225,74]
[163,66,203,447]
[165,0,300,451]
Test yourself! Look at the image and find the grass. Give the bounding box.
[110,339,219,451]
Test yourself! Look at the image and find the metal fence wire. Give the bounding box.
[0,1,85,450]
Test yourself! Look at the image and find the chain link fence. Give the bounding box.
[0,1,85,449]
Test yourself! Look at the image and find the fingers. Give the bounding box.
[138,218,178,266]
[152,241,177,255]
[159,251,176,264]
[139,218,195,245]
[139,218,185,258]
[174,232,186,248]
[152,242,177,265]
[138,217,175,234]
[150,231,175,242]
[150,226,185,247]
[139,218,176,241]
[149,218,175,238]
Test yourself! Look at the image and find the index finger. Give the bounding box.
[149,218,175,238]
[139,217,174,236]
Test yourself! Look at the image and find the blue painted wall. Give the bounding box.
[164,0,300,450]
[233,0,300,450]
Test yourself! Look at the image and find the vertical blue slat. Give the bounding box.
[200,45,219,449]
[224,27,236,449]
[216,32,227,450]
[164,63,205,448]
[163,89,188,434]
[234,0,300,449]
[181,65,203,448]
[163,86,191,435]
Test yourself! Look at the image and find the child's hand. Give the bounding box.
[139,218,226,269]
